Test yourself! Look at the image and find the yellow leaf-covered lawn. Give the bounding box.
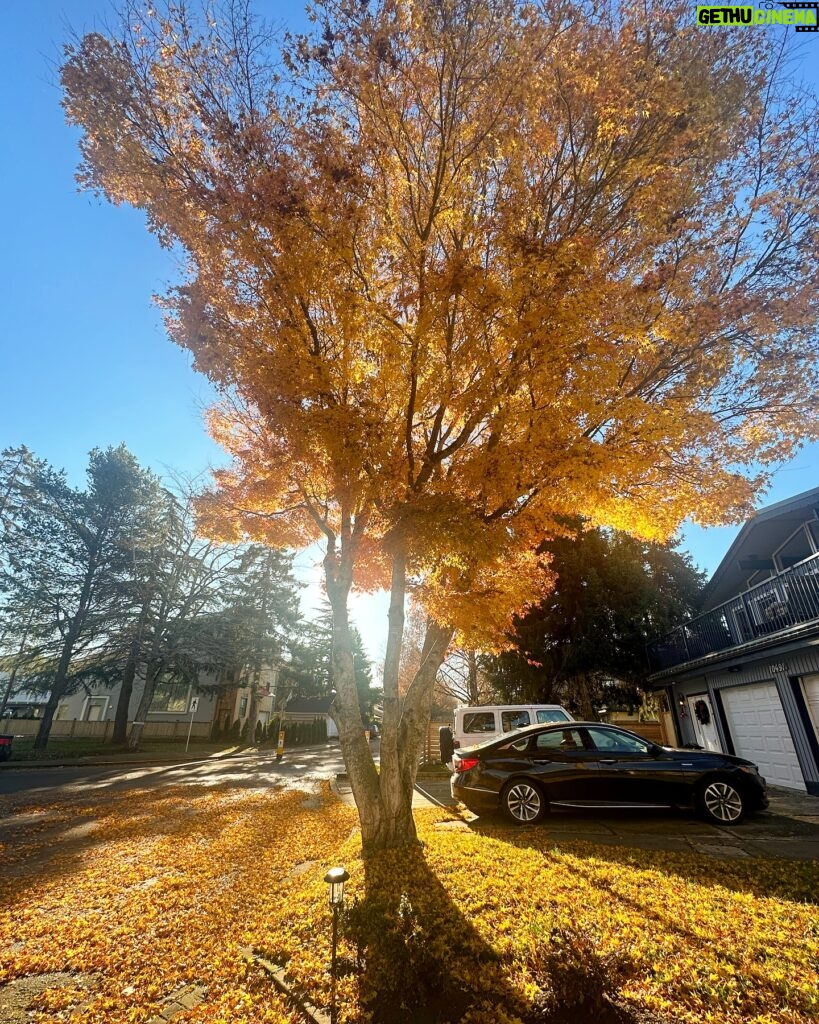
[1,785,817,1024]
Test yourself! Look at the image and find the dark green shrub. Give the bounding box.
[527,925,633,1019]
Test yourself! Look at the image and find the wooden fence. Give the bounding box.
[0,718,212,741]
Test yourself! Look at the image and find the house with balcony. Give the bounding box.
[646,486,819,795]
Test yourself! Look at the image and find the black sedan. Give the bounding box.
[450,722,768,826]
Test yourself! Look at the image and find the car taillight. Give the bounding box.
[454,756,479,773]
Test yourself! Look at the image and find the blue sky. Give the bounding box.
[1,3,817,662]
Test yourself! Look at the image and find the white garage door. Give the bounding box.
[721,682,805,791]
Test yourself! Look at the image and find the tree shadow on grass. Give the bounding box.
[454,817,819,1024]
[341,843,667,1024]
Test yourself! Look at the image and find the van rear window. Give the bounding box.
[536,709,571,723]
[462,712,496,733]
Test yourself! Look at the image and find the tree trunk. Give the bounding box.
[113,639,139,745]
[576,674,596,720]
[34,627,79,749]
[246,674,260,747]
[0,666,18,722]
[325,541,453,854]
[113,599,151,744]
[369,620,452,851]
[466,650,479,704]
[0,610,35,721]
[127,655,160,750]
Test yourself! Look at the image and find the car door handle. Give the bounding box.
[599,758,618,764]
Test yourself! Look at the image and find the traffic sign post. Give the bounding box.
[185,696,200,753]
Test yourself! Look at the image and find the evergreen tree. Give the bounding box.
[483,526,704,717]
[214,545,302,745]
[0,446,159,748]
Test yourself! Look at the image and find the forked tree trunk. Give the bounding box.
[325,542,453,854]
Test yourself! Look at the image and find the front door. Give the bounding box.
[686,694,722,752]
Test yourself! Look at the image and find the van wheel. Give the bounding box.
[439,726,454,765]
[501,779,546,825]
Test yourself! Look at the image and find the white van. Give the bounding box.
[439,704,573,765]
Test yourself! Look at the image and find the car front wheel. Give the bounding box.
[697,778,746,825]
[501,779,546,825]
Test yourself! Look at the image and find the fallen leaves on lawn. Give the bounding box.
[1,789,817,1024]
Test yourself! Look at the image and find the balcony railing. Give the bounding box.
[647,551,819,673]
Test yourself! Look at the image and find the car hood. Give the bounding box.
[660,745,756,768]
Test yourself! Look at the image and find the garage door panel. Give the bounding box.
[721,682,805,791]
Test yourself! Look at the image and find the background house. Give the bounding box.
[0,663,289,743]
[282,696,339,739]
[647,486,819,794]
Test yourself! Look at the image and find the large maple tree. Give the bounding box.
[62,0,819,850]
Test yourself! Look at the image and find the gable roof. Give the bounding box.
[703,485,819,608]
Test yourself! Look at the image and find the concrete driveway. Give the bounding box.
[409,775,819,860]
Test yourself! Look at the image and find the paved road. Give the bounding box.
[0,746,346,801]
[5,752,819,860]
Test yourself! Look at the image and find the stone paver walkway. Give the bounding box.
[332,776,819,861]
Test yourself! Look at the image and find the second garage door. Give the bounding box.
[721,682,805,791]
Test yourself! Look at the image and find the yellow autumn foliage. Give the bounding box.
[2,783,818,1024]
[61,0,819,646]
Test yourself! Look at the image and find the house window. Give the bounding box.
[774,526,813,571]
[149,678,190,713]
[239,696,248,716]
[747,569,773,588]
[84,697,108,722]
